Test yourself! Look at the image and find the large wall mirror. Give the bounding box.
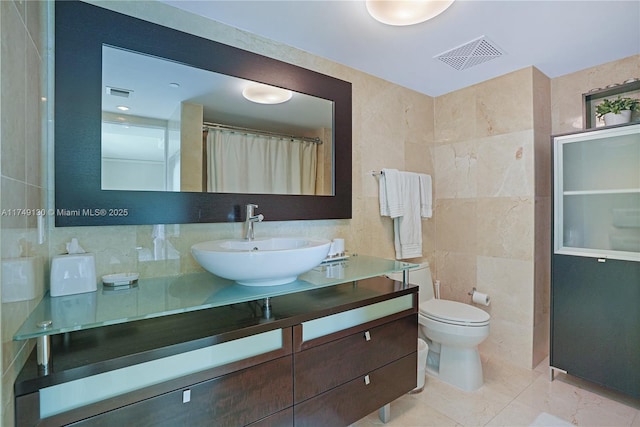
[55,1,352,226]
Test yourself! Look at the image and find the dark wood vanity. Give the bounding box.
[14,274,418,426]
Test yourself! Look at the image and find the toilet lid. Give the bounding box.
[420,299,490,326]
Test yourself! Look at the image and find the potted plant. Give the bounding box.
[595,96,640,126]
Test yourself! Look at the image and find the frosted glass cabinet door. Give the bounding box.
[554,123,640,261]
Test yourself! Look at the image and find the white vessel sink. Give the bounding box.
[191,237,331,286]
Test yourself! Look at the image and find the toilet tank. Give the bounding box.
[386,262,434,302]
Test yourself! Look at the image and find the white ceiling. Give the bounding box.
[162,0,640,97]
[102,45,333,130]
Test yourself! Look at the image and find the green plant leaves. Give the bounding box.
[595,96,640,118]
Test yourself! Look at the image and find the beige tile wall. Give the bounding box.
[532,67,552,368]
[552,54,640,133]
[0,1,49,424]
[433,67,544,369]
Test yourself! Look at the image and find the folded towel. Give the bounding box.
[394,172,423,259]
[418,173,433,218]
[379,168,404,218]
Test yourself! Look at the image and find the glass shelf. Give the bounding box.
[14,255,417,341]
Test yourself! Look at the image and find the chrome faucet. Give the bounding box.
[244,204,264,240]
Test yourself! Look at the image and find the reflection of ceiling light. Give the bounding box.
[169,82,180,88]
[116,105,130,111]
[242,83,292,104]
[366,0,455,26]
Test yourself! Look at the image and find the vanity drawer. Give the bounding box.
[68,356,293,427]
[293,314,417,403]
[247,407,293,427]
[294,352,417,426]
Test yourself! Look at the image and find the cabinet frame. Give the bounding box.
[551,122,640,399]
[552,123,640,262]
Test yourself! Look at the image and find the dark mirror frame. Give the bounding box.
[55,1,352,226]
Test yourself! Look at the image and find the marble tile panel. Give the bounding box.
[25,38,44,189]
[434,141,477,199]
[480,317,533,369]
[476,197,534,261]
[404,141,434,177]
[551,55,639,133]
[534,197,551,263]
[532,320,549,369]
[533,258,550,327]
[421,215,436,259]
[532,67,552,127]
[403,90,435,147]
[480,353,541,400]
[1,299,31,371]
[548,372,640,413]
[533,68,552,199]
[361,196,396,260]
[1,0,27,182]
[25,0,48,59]
[475,68,534,138]
[514,375,638,427]
[534,197,551,339]
[352,393,459,426]
[476,255,534,326]
[533,356,550,376]
[534,129,551,198]
[485,400,557,427]
[25,184,44,229]
[434,86,477,145]
[420,373,514,426]
[1,338,32,427]
[476,130,534,198]
[1,178,27,231]
[435,199,477,254]
[434,251,477,302]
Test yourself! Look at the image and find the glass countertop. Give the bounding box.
[14,255,416,340]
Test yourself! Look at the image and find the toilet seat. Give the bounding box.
[420,299,490,327]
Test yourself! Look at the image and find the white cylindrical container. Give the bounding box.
[412,338,428,393]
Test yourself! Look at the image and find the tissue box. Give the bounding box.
[50,253,97,297]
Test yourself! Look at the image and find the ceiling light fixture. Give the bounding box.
[366,0,455,26]
[116,105,130,111]
[242,83,292,104]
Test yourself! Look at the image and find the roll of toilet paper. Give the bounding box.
[472,290,490,306]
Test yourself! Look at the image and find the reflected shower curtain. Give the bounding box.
[206,129,318,195]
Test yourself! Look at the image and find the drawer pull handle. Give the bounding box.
[182,389,191,403]
[364,331,371,341]
[364,375,370,385]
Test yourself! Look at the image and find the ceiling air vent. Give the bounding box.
[105,86,133,98]
[434,36,503,71]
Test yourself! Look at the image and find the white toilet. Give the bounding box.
[388,263,490,391]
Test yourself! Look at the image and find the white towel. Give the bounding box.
[379,168,404,218]
[394,172,423,259]
[418,173,433,218]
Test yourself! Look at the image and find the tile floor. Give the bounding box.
[353,356,640,427]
